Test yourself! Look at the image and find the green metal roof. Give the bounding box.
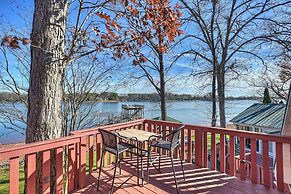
[230,103,286,129]
[152,116,182,123]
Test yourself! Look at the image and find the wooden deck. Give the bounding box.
[72,155,282,194]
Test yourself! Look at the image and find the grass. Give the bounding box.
[192,133,230,150]
[0,165,25,194]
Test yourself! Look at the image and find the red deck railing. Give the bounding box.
[0,119,290,193]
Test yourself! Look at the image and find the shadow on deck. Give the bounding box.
[72,155,282,194]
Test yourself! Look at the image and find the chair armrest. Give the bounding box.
[116,131,138,142]
[147,134,161,141]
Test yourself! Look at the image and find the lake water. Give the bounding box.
[0,100,258,144]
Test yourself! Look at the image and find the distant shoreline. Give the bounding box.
[0,91,260,103]
[0,99,258,145]
[84,98,260,103]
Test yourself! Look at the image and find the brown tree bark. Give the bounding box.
[211,70,217,127]
[217,65,226,128]
[26,0,68,193]
[159,53,167,121]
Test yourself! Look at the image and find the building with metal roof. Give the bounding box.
[230,103,286,158]
[152,116,182,123]
[230,103,285,133]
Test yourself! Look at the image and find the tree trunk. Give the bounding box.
[211,67,217,127]
[217,64,226,128]
[26,0,68,193]
[159,53,167,121]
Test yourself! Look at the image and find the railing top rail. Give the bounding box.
[144,119,291,144]
[0,135,81,160]
[70,119,145,136]
[0,119,145,161]
[2,118,290,161]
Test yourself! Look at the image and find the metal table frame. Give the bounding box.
[117,128,159,186]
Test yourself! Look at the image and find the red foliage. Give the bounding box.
[1,36,31,49]
[94,0,183,64]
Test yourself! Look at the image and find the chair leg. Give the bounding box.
[141,145,144,186]
[137,146,140,185]
[147,145,150,183]
[178,147,186,180]
[97,149,105,191]
[118,155,123,175]
[110,154,119,194]
[170,151,179,194]
[158,148,161,172]
[119,153,122,175]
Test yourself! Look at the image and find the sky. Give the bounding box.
[0,0,280,97]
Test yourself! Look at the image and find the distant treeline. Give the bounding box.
[0,92,260,102]
[119,93,260,101]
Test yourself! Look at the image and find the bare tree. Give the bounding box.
[0,41,29,138]
[62,56,121,135]
[250,58,290,101]
[248,8,291,101]
[95,0,183,120]
[178,0,291,127]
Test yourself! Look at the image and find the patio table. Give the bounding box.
[117,128,159,186]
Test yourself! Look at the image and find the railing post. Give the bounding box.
[162,125,167,155]
[276,142,284,191]
[250,138,257,184]
[211,133,216,170]
[239,137,246,180]
[195,130,202,167]
[42,150,51,194]
[89,135,94,174]
[181,128,185,161]
[56,147,63,194]
[96,133,101,168]
[10,157,19,194]
[75,143,80,188]
[229,135,235,176]
[203,131,208,168]
[79,136,87,188]
[262,140,270,188]
[68,144,76,192]
[187,128,192,163]
[220,134,225,173]
[26,153,36,194]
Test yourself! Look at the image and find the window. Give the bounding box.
[256,140,260,152]
[245,126,252,149]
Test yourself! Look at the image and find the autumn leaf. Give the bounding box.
[132,8,139,16]
[95,12,111,21]
[140,55,147,62]
[1,36,20,49]
[105,24,115,37]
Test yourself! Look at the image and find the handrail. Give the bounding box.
[144,119,290,192]
[0,118,290,193]
[70,119,145,134]
[0,119,144,161]
[145,119,291,144]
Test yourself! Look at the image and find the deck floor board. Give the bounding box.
[72,155,283,194]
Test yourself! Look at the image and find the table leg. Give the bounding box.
[147,142,150,183]
[140,142,144,186]
[137,142,140,186]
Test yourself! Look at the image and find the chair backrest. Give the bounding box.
[98,128,118,152]
[170,125,185,150]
